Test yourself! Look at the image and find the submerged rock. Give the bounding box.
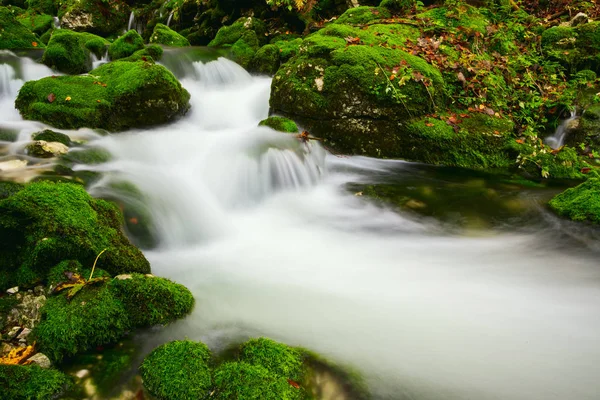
[32,129,71,146]
[15,60,190,131]
[26,140,69,158]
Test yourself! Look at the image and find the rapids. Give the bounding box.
[1,50,600,400]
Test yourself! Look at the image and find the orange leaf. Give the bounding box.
[581,167,592,174]
[32,42,38,47]
[425,123,434,127]
[515,139,525,144]
[287,379,300,389]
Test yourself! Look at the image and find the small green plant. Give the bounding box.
[54,248,109,300]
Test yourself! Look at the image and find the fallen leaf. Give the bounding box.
[581,167,592,174]
[32,42,38,47]
[0,345,36,365]
[425,122,434,127]
[287,379,300,389]
[457,71,466,83]
[65,96,72,101]
[129,217,139,225]
[47,93,56,103]
[515,139,525,144]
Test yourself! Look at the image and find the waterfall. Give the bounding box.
[127,11,135,31]
[545,109,577,149]
[90,50,109,69]
[166,12,173,27]
[52,16,61,29]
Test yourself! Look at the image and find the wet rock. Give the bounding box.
[28,353,52,369]
[27,140,69,158]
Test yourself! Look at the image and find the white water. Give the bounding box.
[167,12,173,27]
[545,110,577,149]
[127,11,143,35]
[90,50,109,69]
[2,54,600,399]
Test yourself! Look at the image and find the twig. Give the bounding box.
[89,248,108,281]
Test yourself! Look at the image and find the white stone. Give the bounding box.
[6,286,19,294]
[28,353,52,369]
[0,160,27,171]
[75,369,90,379]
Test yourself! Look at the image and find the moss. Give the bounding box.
[140,340,212,400]
[542,22,600,73]
[0,181,150,290]
[259,116,299,133]
[17,12,53,35]
[108,30,145,60]
[0,6,43,49]
[240,338,304,380]
[15,60,190,131]
[0,365,71,400]
[41,29,108,74]
[47,259,110,287]
[33,283,131,362]
[149,23,190,47]
[212,362,303,400]
[0,129,18,142]
[32,129,71,146]
[249,44,280,75]
[61,147,111,165]
[416,3,488,35]
[109,274,194,326]
[25,0,56,15]
[520,145,590,179]
[335,6,391,25]
[119,45,163,63]
[0,181,23,199]
[208,17,267,68]
[548,177,600,223]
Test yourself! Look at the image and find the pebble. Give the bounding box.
[6,286,19,295]
[28,353,52,369]
[75,369,90,379]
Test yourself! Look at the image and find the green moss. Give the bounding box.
[109,274,194,326]
[41,29,108,74]
[542,22,600,73]
[520,145,590,179]
[334,6,391,25]
[15,60,190,131]
[208,17,267,68]
[150,23,190,47]
[259,116,298,133]
[0,365,71,400]
[47,259,110,287]
[33,283,130,362]
[240,338,304,380]
[140,340,212,400]
[380,0,415,14]
[0,129,18,142]
[108,30,145,60]
[0,181,150,290]
[249,44,280,75]
[25,0,56,15]
[17,12,53,35]
[417,4,488,35]
[0,6,43,49]
[61,147,111,165]
[32,129,71,146]
[548,177,600,223]
[213,362,303,400]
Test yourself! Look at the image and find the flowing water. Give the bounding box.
[1,51,600,400]
[545,109,578,149]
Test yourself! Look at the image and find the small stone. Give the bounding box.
[115,274,133,280]
[26,140,69,158]
[17,327,31,340]
[6,286,18,294]
[144,274,155,278]
[75,369,90,379]
[7,326,21,339]
[28,353,52,369]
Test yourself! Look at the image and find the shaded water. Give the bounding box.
[1,51,600,400]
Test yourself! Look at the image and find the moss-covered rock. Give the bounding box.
[17,12,53,35]
[0,364,71,399]
[259,116,299,133]
[416,2,489,35]
[380,0,416,14]
[34,274,194,362]
[32,129,71,146]
[119,44,163,63]
[26,140,69,158]
[541,22,600,74]
[209,17,267,68]
[15,60,190,131]
[239,338,304,380]
[140,340,212,400]
[26,0,57,15]
[548,177,600,223]
[335,6,392,25]
[108,30,145,60]
[0,6,43,49]
[149,23,190,47]
[0,181,150,290]
[58,0,129,37]
[41,29,108,74]
[213,362,303,400]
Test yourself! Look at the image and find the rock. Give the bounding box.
[208,17,267,68]
[0,7,43,49]
[27,141,69,158]
[16,13,54,36]
[28,353,52,368]
[7,326,21,339]
[42,29,108,74]
[150,23,190,47]
[0,364,71,398]
[32,130,71,146]
[59,0,129,37]
[17,327,31,340]
[109,30,145,60]
[115,274,132,280]
[549,177,600,224]
[16,61,191,131]
[542,22,600,73]
[75,368,90,379]
[0,160,27,171]
[0,181,150,291]
[7,286,18,294]
[258,116,298,133]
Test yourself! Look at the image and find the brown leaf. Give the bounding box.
[47,93,56,103]
[581,167,592,174]
[425,123,434,127]
[515,139,525,144]
[0,345,36,365]
[288,379,301,389]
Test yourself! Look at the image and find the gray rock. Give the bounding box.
[28,353,52,369]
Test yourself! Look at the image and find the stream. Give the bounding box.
[1,49,600,400]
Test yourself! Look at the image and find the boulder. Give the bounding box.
[149,23,190,47]
[208,17,267,68]
[0,6,43,49]
[59,0,129,37]
[15,60,190,131]
[42,29,108,74]
[548,177,600,223]
[108,29,145,60]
